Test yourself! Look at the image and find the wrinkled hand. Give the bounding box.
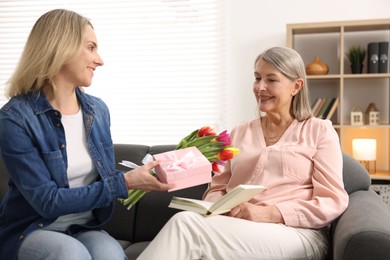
[228,202,284,224]
[124,160,175,192]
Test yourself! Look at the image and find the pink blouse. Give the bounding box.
[203,117,349,228]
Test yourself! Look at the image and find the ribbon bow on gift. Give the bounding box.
[164,151,196,172]
[119,154,154,169]
[119,151,196,172]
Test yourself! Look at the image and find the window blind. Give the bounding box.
[0,0,226,145]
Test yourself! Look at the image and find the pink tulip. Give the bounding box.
[216,130,231,146]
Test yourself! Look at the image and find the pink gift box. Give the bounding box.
[153,147,212,192]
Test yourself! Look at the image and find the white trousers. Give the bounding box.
[137,211,328,260]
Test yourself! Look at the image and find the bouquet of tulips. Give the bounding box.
[175,126,239,173]
[119,126,239,210]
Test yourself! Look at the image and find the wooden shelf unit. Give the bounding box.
[287,19,390,179]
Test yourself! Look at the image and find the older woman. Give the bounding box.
[138,47,349,260]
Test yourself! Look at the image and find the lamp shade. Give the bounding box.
[352,139,376,161]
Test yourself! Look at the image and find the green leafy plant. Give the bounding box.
[346,46,366,64]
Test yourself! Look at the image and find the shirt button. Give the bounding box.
[38,223,44,228]
[19,234,24,240]
[60,144,65,149]
[56,123,61,128]
[54,111,59,117]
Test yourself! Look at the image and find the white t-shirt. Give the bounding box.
[44,109,98,231]
[61,109,96,188]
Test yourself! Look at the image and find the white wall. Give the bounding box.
[226,0,390,129]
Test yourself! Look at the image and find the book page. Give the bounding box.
[209,185,264,214]
[171,197,214,212]
[169,184,264,215]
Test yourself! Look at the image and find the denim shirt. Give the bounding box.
[0,88,128,259]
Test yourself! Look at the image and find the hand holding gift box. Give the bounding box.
[119,126,239,210]
[154,147,212,192]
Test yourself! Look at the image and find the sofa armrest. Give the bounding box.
[331,190,390,260]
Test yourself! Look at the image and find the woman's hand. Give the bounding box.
[228,202,285,224]
[124,160,175,191]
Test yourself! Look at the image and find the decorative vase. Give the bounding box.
[351,63,363,74]
[306,56,329,75]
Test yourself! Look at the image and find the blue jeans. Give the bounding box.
[18,229,127,260]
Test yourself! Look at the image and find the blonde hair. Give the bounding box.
[255,46,312,121]
[6,9,91,97]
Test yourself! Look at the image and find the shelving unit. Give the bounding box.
[287,19,390,179]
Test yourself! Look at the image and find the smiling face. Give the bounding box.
[253,58,301,115]
[55,24,104,88]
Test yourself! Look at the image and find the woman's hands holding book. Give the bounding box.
[228,203,285,224]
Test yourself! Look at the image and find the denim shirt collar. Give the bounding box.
[26,87,95,118]
[25,90,53,115]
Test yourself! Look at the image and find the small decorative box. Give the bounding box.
[153,147,212,192]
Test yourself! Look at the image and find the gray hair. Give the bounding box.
[255,46,312,121]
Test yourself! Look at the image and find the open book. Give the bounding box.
[168,184,265,216]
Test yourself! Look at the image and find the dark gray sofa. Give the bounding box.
[1,144,390,259]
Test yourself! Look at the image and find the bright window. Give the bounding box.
[0,0,226,145]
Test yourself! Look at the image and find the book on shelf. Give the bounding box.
[325,97,339,120]
[312,98,326,117]
[311,98,322,116]
[311,97,338,120]
[168,184,265,216]
[320,98,334,119]
[379,41,389,73]
[317,97,332,119]
[368,42,379,73]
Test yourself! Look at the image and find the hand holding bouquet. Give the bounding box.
[119,126,239,210]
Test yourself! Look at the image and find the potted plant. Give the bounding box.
[346,46,366,74]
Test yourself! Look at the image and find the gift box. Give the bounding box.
[153,147,212,192]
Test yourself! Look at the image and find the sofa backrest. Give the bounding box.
[341,152,371,194]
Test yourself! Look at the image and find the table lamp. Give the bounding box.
[352,138,376,173]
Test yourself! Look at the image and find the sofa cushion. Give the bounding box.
[124,241,150,260]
